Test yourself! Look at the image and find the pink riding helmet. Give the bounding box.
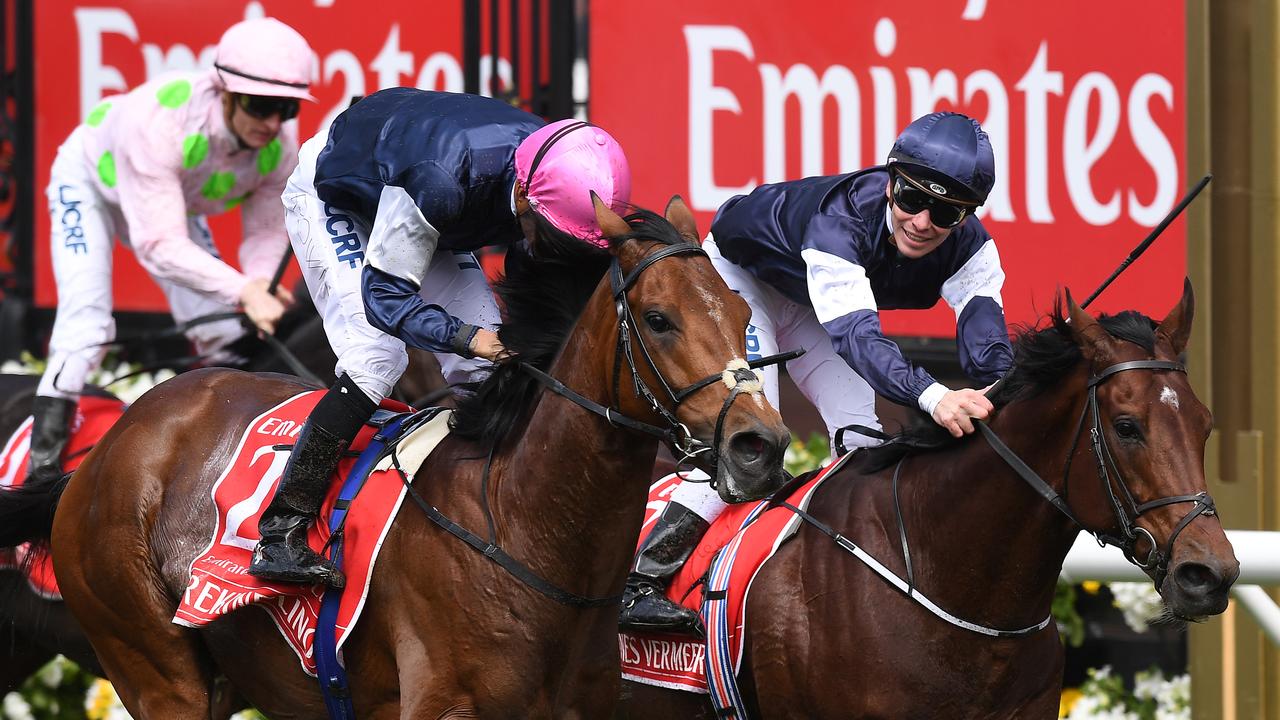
[515,120,631,247]
[213,18,316,102]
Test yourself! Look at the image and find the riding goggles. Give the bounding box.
[890,172,973,229]
[235,93,300,121]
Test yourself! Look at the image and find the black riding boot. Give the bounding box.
[27,396,77,485]
[618,502,710,635]
[249,374,376,588]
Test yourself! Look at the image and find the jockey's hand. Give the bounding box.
[240,278,292,335]
[470,329,511,362]
[930,388,994,438]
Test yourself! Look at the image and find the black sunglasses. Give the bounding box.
[890,174,971,229]
[236,94,300,121]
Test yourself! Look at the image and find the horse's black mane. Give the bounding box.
[855,299,1158,473]
[448,207,689,446]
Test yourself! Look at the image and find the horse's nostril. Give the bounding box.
[731,432,768,463]
[1174,562,1221,594]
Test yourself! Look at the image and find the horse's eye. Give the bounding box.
[1114,418,1143,442]
[644,311,674,334]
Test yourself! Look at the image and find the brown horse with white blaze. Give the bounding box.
[34,197,790,718]
[618,281,1237,719]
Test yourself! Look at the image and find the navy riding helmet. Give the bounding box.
[887,112,995,206]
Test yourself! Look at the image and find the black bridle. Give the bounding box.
[524,241,799,483]
[978,359,1216,589]
[405,239,796,610]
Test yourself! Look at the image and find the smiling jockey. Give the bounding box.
[28,18,314,487]
[249,89,631,587]
[619,112,1014,634]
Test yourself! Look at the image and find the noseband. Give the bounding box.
[406,240,797,612]
[524,241,798,482]
[980,359,1216,589]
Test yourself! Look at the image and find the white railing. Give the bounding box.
[1060,529,1280,646]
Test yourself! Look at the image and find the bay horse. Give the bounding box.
[18,197,789,718]
[617,281,1238,719]
[0,297,440,700]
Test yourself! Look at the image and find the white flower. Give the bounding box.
[1109,582,1165,632]
[37,656,65,687]
[1133,669,1163,701]
[2,693,34,720]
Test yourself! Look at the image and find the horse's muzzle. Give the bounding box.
[715,423,790,503]
[1164,556,1239,617]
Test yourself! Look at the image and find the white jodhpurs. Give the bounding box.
[665,237,886,525]
[38,129,243,400]
[704,236,880,448]
[283,134,500,404]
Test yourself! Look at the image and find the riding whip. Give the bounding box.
[267,243,295,297]
[1080,173,1212,309]
[984,174,1211,401]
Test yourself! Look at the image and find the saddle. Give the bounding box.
[173,391,452,676]
[620,458,848,697]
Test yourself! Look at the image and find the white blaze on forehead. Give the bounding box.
[695,286,726,325]
[694,284,741,351]
[1159,385,1180,411]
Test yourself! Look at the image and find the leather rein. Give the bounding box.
[400,241,795,609]
[781,358,1214,637]
[523,241,799,479]
[978,358,1216,590]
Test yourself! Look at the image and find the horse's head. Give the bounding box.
[1063,280,1238,618]
[592,195,791,502]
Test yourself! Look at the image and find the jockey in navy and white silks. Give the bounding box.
[619,112,1012,635]
[707,176,1010,440]
[251,88,631,588]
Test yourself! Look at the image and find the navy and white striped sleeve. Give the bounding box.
[803,215,940,409]
[940,239,1013,383]
[358,160,475,355]
[361,266,475,355]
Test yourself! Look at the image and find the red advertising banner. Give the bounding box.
[31,0,493,311]
[590,1,1187,337]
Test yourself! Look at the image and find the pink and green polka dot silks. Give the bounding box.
[69,69,299,305]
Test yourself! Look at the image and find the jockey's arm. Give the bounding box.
[940,238,1013,383]
[802,214,945,413]
[116,112,252,306]
[359,182,502,361]
[822,306,993,437]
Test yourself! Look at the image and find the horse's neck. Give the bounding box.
[494,319,658,598]
[883,389,1085,627]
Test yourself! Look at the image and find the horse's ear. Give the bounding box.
[1066,288,1112,359]
[664,195,700,242]
[593,191,632,242]
[1155,277,1195,356]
